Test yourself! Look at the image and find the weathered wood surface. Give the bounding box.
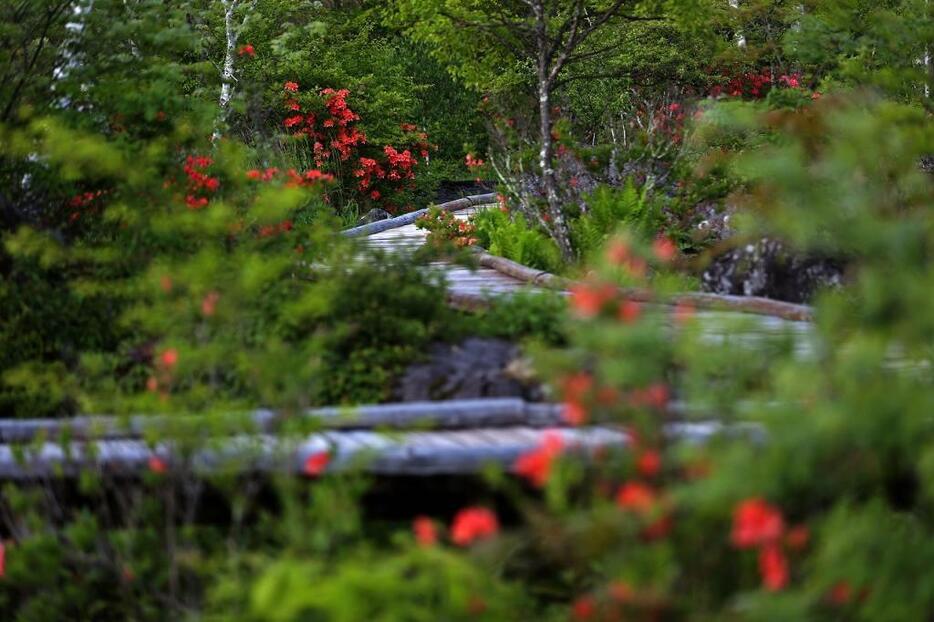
[360,202,543,300]
[0,399,567,443]
[355,197,814,322]
[0,196,812,481]
[0,424,629,480]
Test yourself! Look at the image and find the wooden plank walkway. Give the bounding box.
[0,195,813,481]
[362,203,542,300]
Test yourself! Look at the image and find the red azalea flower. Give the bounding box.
[283,81,299,93]
[412,516,437,547]
[732,498,785,549]
[201,291,219,317]
[450,507,499,546]
[652,236,677,262]
[148,455,168,474]
[616,481,656,513]
[606,238,631,266]
[785,525,809,551]
[758,544,788,591]
[645,383,669,409]
[246,169,262,180]
[636,450,661,478]
[514,431,564,487]
[642,514,673,541]
[572,595,596,620]
[562,401,587,426]
[828,581,852,605]
[159,348,178,369]
[569,283,615,318]
[563,372,593,399]
[237,43,255,57]
[303,451,330,476]
[607,239,632,265]
[618,300,641,324]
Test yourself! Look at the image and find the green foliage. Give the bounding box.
[247,547,526,622]
[461,290,569,346]
[471,208,562,274]
[311,252,450,405]
[571,181,662,260]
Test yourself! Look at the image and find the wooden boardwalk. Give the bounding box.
[362,202,542,300]
[0,195,813,480]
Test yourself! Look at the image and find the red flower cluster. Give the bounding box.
[464,153,485,170]
[711,71,802,99]
[401,123,433,159]
[561,372,593,425]
[616,480,672,540]
[237,43,255,57]
[569,283,617,319]
[183,155,219,209]
[258,219,292,238]
[383,145,417,181]
[279,82,426,211]
[281,84,365,163]
[731,498,790,591]
[514,431,564,487]
[67,189,106,222]
[415,206,478,247]
[450,507,499,546]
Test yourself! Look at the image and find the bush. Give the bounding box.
[470,208,562,274]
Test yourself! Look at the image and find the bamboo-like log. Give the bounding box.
[471,249,813,323]
[0,426,630,480]
[0,399,568,444]
[341,193,497,238]
[0,420,753,480]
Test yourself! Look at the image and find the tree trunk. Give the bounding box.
[729,0,747,48]
[537,77,574,262]
[212,0,238,143]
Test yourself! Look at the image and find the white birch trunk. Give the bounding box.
[212,0,239,142]
[729,0,747,48]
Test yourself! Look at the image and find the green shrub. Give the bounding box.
[471,209,562,273]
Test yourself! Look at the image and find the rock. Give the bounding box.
[358,208,392,225]
[702,237,844,304]
[393,338,543,402]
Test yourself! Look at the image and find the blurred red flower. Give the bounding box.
[450,507,499,546]
[732,498,784,549]
[514,431,564,487]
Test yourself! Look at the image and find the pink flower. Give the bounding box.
[283,81,299,93]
